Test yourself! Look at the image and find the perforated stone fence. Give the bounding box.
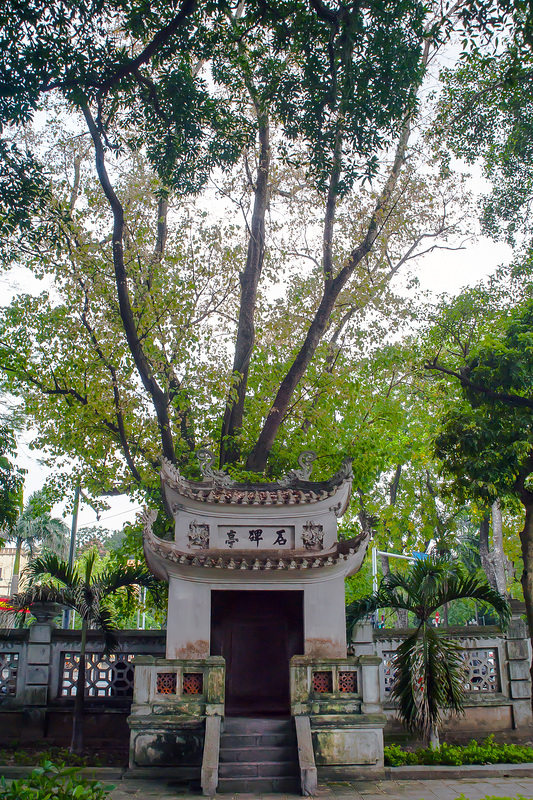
[364,618,532,737]
[0,618,166,744]
[0,613,531,744]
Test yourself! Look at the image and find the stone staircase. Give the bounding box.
[217,717,300,793]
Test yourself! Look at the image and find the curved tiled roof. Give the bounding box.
[142,509,366,572]
[160,451,353,510]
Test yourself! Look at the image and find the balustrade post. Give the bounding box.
[24,603,62,706]
[359,654,382,714]
[505,610,533,730]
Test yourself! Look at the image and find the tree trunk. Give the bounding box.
[82,105,176,465]
[246,119,413,473]
[220,115,270,467]
[70,617,87,754]
[518,494,533,713]
[380,554,390,628]
[489,499,509,598]
[429,724,440,749]
[479,511,498,591]
[9,538,21,595]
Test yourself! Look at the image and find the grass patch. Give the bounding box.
[0,744,127,768]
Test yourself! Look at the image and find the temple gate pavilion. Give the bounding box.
[128,450,386,794]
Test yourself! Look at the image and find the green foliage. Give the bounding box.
[0,419,24,534]
[0,0,479,492]
[384,736,533,766]
[435,11,533,249]
[0,747,111,768]
[0,761,113,800]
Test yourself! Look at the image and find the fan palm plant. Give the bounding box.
[346,555,510,746]
[10,550,161,754]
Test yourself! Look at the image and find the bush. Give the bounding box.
[384,736,533,766]
[0,762,114,799]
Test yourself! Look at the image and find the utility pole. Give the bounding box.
[371,547,417,627]
[62,484,80,629]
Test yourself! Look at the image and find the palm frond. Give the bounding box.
[95,564,159,595]
[82,549,98,585]
[391,625,465,739]
[10,584,70,613]
[90,603,119,655]
[23,553,79,587]
[431,571,510,627]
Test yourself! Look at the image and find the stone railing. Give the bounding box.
[290,655,387,780]
[360,617,532,735]
[0,614,166,743]
[130,655,225,717]
[128,656,225,771]
[290,655,381,716]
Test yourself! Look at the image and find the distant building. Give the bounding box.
[0,547,29,598]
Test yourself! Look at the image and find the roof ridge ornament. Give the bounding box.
[279,450,317,487]
[196,448,233,488]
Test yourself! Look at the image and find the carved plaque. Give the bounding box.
[218,525,295,550]
[302,521,324,550]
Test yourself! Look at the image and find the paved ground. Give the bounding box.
[106,777,533,800]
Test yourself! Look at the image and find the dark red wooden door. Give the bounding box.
[211,590,303,717]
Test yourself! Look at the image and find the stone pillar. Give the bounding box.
[304,579,347,657]
[166,577,211,659]
[360,654,382,714]
[351,622,375,656]
[505,615,532,730]
[23,603,62,706]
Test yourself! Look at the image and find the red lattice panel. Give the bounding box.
[312,671,333,693]
[183,673,203,694]
[156,672,177,694]
[339,671,357,693]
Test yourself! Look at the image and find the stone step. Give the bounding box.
[216,776,300,793]
[220,732,295,748]
[219,745,298,763]
[222,716,292,733]
[218,760,298,779]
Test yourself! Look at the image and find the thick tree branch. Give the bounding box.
[76,278,143,483]
[246,115,413,472]
[425,358,533,410]
[81,103,176,463]
[219,107,270,467]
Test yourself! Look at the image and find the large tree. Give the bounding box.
[0,0,510,505]
[428,289,533,690]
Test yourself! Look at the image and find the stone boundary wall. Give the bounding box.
[364,618,532,739]
[0,620,166,745]
[0,615,531,745]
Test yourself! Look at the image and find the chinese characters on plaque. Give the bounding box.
[218,525,295,549]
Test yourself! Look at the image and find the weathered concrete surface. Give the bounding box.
[91,772,533,799]
[4,764,533,799]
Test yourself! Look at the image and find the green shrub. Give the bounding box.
[0,762,114,799]
[384,736,533,766]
